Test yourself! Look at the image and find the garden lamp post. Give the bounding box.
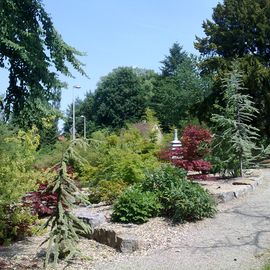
[72,85,81,140]
[80,115,86,139]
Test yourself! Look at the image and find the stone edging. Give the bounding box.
[203,170,264,203]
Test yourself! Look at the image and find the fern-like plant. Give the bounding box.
[42,139,92,268]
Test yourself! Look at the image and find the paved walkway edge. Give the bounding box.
[210,170,264,203]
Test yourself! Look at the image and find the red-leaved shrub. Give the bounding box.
[23,180,57,217]
[160,125,212,178]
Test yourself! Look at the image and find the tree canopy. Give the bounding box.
[0,0,86,137]
[194,0,270,139]
[93,67,156,129]
[160,42,188,77]
[152,44,212,131]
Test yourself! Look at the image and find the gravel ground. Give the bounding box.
[0,217,190,269]
[94,169,270,270]
[0,169,269,270]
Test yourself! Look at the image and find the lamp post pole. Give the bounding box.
[81,115,86,139]
[72,85,81,140]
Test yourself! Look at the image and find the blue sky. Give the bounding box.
[1,0,221,118]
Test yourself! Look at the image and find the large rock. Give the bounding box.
[73,208,106,228]
[92,228,139,253]
[73,207,140,253]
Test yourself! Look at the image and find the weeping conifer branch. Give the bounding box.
[42,138,92,268]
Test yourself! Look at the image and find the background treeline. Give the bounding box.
[1,0,270,146]
[64,0,270,143]
[64,44,212,136]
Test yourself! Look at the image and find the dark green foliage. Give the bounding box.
[152,44,212,130]
[111,185,162,224]
[112,165,216,224]
[160,42,188,77]
[195,0,270,59]
[161,180,216,223]
[143,165,216,223]
[194,0,270,139]
[142,164,187,194]
[42,139,91,267]
[0,0,86,140]
[93,67,156,129]
[211,67,260,176]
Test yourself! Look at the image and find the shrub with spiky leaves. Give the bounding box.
[42,139,92,268]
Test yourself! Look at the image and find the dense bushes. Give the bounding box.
[0,125,41,243]
[76,127,161,203]
[111,185,162,224]
[112,164,217,224]
[0,205,37,245]
[88,180,127,204]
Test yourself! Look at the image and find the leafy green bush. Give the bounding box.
[0,205,37,245]
[0,125,41,243]
[142,164,187,193]
[162,181,216,222]
[89,180,127,204]
[143,164,217,223]
[111,186,162,224]
[34,140,70,169]
[74,127,161,199]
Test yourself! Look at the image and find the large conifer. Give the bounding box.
[211,66,259,176]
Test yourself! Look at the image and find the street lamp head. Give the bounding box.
[73,85,81,89]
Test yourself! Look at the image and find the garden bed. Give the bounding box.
[0,169,263,269]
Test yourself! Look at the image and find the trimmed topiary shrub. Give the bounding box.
[111,185,162,224]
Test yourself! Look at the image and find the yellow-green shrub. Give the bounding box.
[78,127,160,186]
[74,127,161,202]
[0,125,41,243]
[89,180,127,204]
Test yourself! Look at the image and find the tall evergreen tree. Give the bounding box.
[160,42,188,77]
[211,67,259,177]
[194,0,270,139]
[152,45,212,131]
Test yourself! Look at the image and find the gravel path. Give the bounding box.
[93,169,270,270]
